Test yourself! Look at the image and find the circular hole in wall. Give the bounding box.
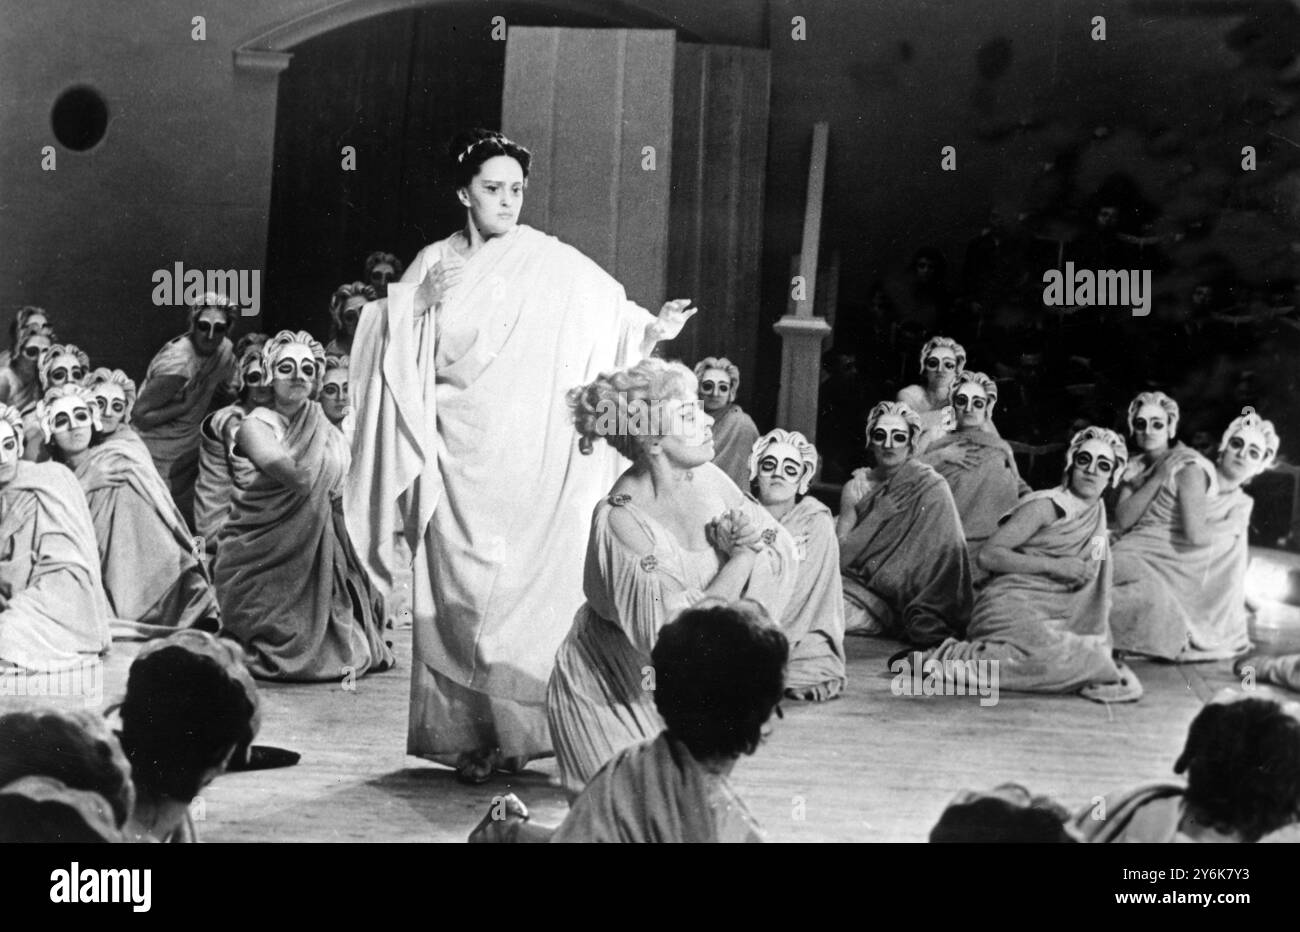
[51,86,109,151]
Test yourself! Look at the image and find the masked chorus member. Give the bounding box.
[471,601,786,843]
[215,331,394,682]
[0,708,133,843]
[1110,399,1270,661]
[364,250,404,299]
[1074,692,1300,842]
[85,368,145,451]
[20,340,88,462]
[694,356,760,490]
[546,359,796,795]
[346,128,697,784]
[325,282,375,357]
[41,384,219,638]
[748,429,846,701]
[920,371,1029,581]
[0,306,52,402]
[194,342,273,556]
[896,336,966,453]
[924,427,1142,701]
[0,402,111,671]
[837,401,972,647]
[132,292,237,526]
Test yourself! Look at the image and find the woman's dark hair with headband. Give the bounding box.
[447,128,532,189]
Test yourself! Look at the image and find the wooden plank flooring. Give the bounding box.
[8,615,1300,842]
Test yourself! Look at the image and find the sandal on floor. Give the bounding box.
[455,750,498,785]
[1079,661,1144,704]
[227,745,301,772]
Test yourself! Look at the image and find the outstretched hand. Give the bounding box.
[648,298,698,343]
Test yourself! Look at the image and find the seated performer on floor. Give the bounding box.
[42,385,219,639]
[694,356,760,489]
[748,428,846,701]
[325,282,375,357]
[0,708,134,843]
[923,426,1142,701]
[1110,398,1270,662]
[1074,691,1300,842]
[21,341,89,462]
[109,629,261,842]
[472,600,787,843]
[548,359,796,796]
[194,340,271,556]
[896,336,965,452]
[920,371,1029,580]
[0,402,111,672]
[215,331,393,682]
[132,293,237,526]
[837,401,971,647]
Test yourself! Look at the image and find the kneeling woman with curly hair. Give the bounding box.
[546,358,796,796]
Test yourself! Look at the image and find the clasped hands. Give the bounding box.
[707,509,773,557]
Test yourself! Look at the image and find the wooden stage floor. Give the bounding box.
[9,614,1300,843]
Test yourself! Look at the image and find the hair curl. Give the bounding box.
[0,707,134,828]
[1063,425,1128,489]
[918,335,966,376]
[1219,406,1279,471]
[118,630,261,804]
[748,428,818,495]
[568,358,696,460]
[1127,391,1179,440]
[651,600,788,761]
[1174,695,1300,842]
[448,128,532,189]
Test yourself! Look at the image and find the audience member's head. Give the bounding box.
[651,599,788,763]
[0,775,124,842]
[116,630,261,807]
[1173,692,1300,842]
[0,707,134,836]
[930,783,1079,843]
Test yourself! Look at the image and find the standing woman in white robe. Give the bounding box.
[345,128,698,783]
